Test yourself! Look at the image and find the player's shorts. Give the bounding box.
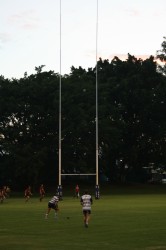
[48,202,58,210]
[83,209,91,215]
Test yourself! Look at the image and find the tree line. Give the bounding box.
[0,38,166,189]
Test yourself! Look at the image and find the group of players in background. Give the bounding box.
[24,184,45,202]
[1,184,93,228]
[24,184,80,202]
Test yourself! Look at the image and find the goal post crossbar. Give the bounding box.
[61,173,96,176]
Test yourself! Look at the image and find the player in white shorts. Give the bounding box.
[80,190,93,228]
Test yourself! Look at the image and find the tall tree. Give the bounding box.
[156,36,166,75]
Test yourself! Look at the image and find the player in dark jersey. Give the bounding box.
[39,184,45,202]
[0,188,5,203]
[75,184,80,198]
[24,186,32,202]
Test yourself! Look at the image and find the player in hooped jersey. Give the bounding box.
[80,190,93,228]
[45,195,59,219]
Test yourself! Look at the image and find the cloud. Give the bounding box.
[85,51,165,70]
[83,51,152,68]
[104,53,165,66]
[8,10,39,30]
[84,51,150,62]
[153,10,166,17]
[0,33,11,43]
[0,33,12,48]
[124,9,141,17]
[107,53,150,61]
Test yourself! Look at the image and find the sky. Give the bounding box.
[0,0,166,79]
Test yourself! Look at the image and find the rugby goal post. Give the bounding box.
[57,0,100,199]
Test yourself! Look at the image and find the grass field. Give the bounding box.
[1,186,166,250]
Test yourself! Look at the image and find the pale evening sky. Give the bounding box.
[0,0,165,79]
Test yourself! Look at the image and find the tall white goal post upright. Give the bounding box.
[57,0,62,200]
[95,0,100,199]
[57,0,100,199]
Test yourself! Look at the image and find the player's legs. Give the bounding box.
[25,195,30,202]
[54,207,58,218]
[45,203,58,219]
[45,203,52,219]
[83,210,91,227]
[83,213,86,224]
[85,213,90,226]
[40,194,44,202]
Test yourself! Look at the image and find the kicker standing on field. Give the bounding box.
[45,195,59,219]
[80,190,93,228]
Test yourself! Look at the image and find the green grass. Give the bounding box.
[1,192,166,250]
